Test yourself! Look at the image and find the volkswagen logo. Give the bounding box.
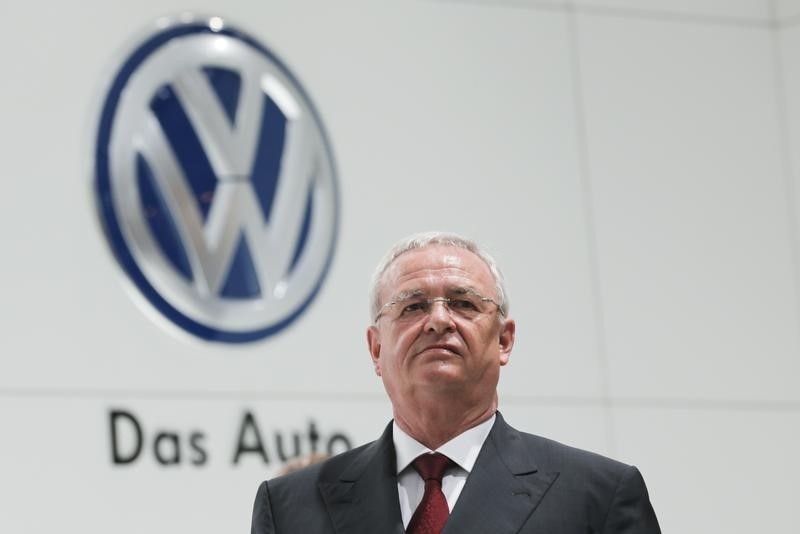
[94,16,338,343]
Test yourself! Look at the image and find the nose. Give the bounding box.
[424,299,455,334]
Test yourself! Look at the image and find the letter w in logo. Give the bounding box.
[135,65,317,300]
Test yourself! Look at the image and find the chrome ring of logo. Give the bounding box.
[95,16,338,343]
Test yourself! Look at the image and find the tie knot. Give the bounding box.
[412,453,453,482]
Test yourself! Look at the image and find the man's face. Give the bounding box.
[367,245,515,409]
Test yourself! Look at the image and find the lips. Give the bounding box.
[417,343,462,357]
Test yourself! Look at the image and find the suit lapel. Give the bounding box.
[443,413,559,534]
[318,423,405,534]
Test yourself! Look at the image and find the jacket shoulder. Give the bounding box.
[267,439,378,496]
[493,419,660,532]
[251,440,381,534]
[491,414,639,497]
[519,430,631,475]
[268,442,374,494]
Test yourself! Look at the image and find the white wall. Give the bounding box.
[2,1,798,532]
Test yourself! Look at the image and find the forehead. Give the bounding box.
[381,245,495,297]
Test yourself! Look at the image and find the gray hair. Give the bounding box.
[369,231,509,321]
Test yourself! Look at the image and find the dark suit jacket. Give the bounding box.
[251,413,661,533]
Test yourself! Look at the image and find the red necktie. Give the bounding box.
[406,453,454,534]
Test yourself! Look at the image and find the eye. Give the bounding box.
[400,300,427,315]
[450,298,478,311]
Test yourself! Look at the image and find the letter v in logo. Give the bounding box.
[95,17,338,342]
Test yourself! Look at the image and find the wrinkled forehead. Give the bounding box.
[381,245,495,300]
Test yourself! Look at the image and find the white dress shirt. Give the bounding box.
[392,414,496,528]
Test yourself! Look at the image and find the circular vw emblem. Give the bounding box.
[95,17,338,343]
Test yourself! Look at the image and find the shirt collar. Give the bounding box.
[393,414,496,475]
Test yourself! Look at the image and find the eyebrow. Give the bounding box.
[391,288,426,302]
[391,286,481,301]
[449,286,479,296]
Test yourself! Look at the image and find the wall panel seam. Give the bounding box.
[770,7,800,381]
[565,2,617,455]
[429,0,770,28]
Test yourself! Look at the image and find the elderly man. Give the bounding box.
[252,232,661,533]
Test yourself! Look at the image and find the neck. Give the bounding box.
[392,392,498,450]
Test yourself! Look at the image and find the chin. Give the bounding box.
[419,364,464,384]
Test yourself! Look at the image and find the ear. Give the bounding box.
[497,318,515,366]
[366,325,382,376]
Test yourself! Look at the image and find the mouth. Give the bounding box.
[417,344,461,357]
